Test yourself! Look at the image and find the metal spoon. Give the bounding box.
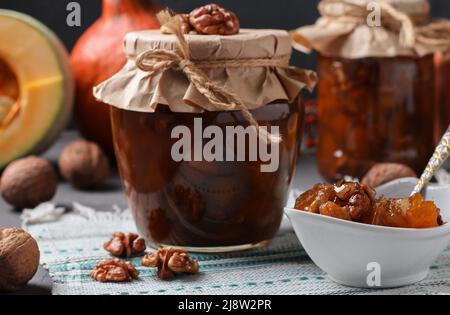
[412,125,450,195]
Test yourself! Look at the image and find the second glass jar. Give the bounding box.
[317,54,435,181]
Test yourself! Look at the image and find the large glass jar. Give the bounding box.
[316,54,435,181]
[111,101,303,252]
[94,28,315,252]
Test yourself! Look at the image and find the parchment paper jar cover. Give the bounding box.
[291,0,450,59]
[291,0,450,181]
[94,29,317,112]
[94,28,316,252]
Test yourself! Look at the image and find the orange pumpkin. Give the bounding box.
[70,0,162,155]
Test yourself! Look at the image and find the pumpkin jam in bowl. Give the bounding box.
[285,179,450,288]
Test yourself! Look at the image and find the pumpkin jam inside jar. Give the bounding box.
[291,0,450,181]
[95,28,316,252]
[316,55,435,181]
[111,101,303,250]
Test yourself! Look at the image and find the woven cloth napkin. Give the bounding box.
[21,200,450,296]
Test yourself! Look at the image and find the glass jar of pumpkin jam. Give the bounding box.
[316,54,435,181]
[111,101,303,252]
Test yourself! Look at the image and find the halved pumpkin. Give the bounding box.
[0,10,73,169]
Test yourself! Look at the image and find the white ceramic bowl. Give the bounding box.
[285,178,450,288]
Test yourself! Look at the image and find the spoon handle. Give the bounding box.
[412,125,450,195]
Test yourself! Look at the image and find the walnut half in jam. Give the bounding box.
[294,181,443,229]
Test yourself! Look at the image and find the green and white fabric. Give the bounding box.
[23,203,450,295]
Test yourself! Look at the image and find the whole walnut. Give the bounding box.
[0,228,40,292]
[0,156,58,209]
[189,4,240,35]
[59,140,110,189]
[362,163,417,188]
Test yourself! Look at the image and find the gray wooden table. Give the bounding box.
[0,131,322,295]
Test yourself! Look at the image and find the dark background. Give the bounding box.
[1,0,449,71]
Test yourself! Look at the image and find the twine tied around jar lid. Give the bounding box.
[318,0,450,48]
[134,11,293,144]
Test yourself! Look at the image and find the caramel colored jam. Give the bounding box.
[295,181,443,229]
[111,102,303,248]
[317,55,435,181]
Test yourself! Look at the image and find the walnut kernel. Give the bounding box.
[141,248,199,280]
[189,4,240,35]
[90,258,139,283]
[103,232,146,258]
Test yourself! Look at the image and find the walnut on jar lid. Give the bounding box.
[189,3,240,35]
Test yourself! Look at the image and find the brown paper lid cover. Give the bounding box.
[94,29,317,113]
[291,0,450,59]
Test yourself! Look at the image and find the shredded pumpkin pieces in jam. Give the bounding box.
[294,181,444,229]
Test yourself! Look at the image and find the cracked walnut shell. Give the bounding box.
[142,248,199,280]
[189,4,240,35]
[90,259,139,283]
[103,232,146,258]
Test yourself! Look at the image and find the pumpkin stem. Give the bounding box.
[102,0,155,17]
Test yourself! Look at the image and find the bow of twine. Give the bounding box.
[319,0,450,48]
[135,10,285,144]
